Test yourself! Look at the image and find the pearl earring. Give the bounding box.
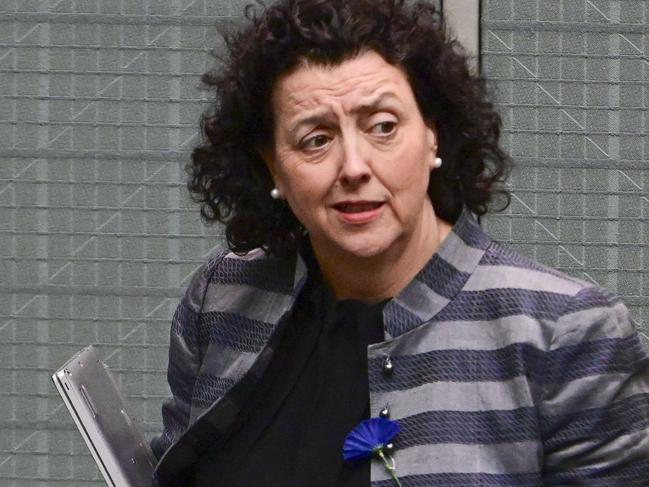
[270,188,282,199]
[432,157,442,169]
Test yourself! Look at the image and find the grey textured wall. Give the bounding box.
[0,0,647,485]
[1,1,229,485]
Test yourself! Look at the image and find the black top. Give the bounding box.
[191,255,386,487]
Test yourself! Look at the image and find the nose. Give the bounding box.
[339,134,371,187]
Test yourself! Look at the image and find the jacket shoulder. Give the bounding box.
[482,240,590,290]
[209,247,298,295]
[469,239,591,303]
[478,240,637,342]
[181,244,230,312]
[183,245,298,310]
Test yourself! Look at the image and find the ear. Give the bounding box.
[425,121,439,170]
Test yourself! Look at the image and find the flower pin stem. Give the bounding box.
[375,448,403,487]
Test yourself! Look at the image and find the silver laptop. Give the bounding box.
[52,345,157,487]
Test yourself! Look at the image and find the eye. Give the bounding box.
[301,133,331,151]
[369,121,397,136]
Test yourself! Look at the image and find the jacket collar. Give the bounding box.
[290,208,490,339]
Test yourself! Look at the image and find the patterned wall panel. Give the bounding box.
[0,1,228,484]
[482,0,649,343]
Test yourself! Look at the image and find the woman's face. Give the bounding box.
[266,50,439,260]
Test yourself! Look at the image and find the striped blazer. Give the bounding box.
[152,210,649,486]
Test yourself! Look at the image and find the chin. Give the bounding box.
[333,236,395,260]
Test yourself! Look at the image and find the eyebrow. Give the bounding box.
[351,92,401,115]
[287,92,402,134]
[288,110,334,135]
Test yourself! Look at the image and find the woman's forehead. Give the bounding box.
[271,51,413,120]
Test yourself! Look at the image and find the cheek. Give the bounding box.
[281,168,326,197]
[277,166,334,222]
[277,151,339,194]
[383,145,431,192]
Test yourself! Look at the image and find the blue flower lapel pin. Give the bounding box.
[342,417,403,487]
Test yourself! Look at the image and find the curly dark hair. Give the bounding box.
[189,0,511,257]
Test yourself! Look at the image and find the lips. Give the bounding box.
[332,200,385,224]
[334,202,383,213]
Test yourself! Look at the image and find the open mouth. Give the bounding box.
[334,202,383,213]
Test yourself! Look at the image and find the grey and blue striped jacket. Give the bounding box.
[152,210,649,485]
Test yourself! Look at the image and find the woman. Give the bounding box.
[152,0,649,485]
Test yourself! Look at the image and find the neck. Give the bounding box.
[312,205,453,304]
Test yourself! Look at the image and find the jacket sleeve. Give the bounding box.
[150,257,217,460]
[540,286,649,485]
